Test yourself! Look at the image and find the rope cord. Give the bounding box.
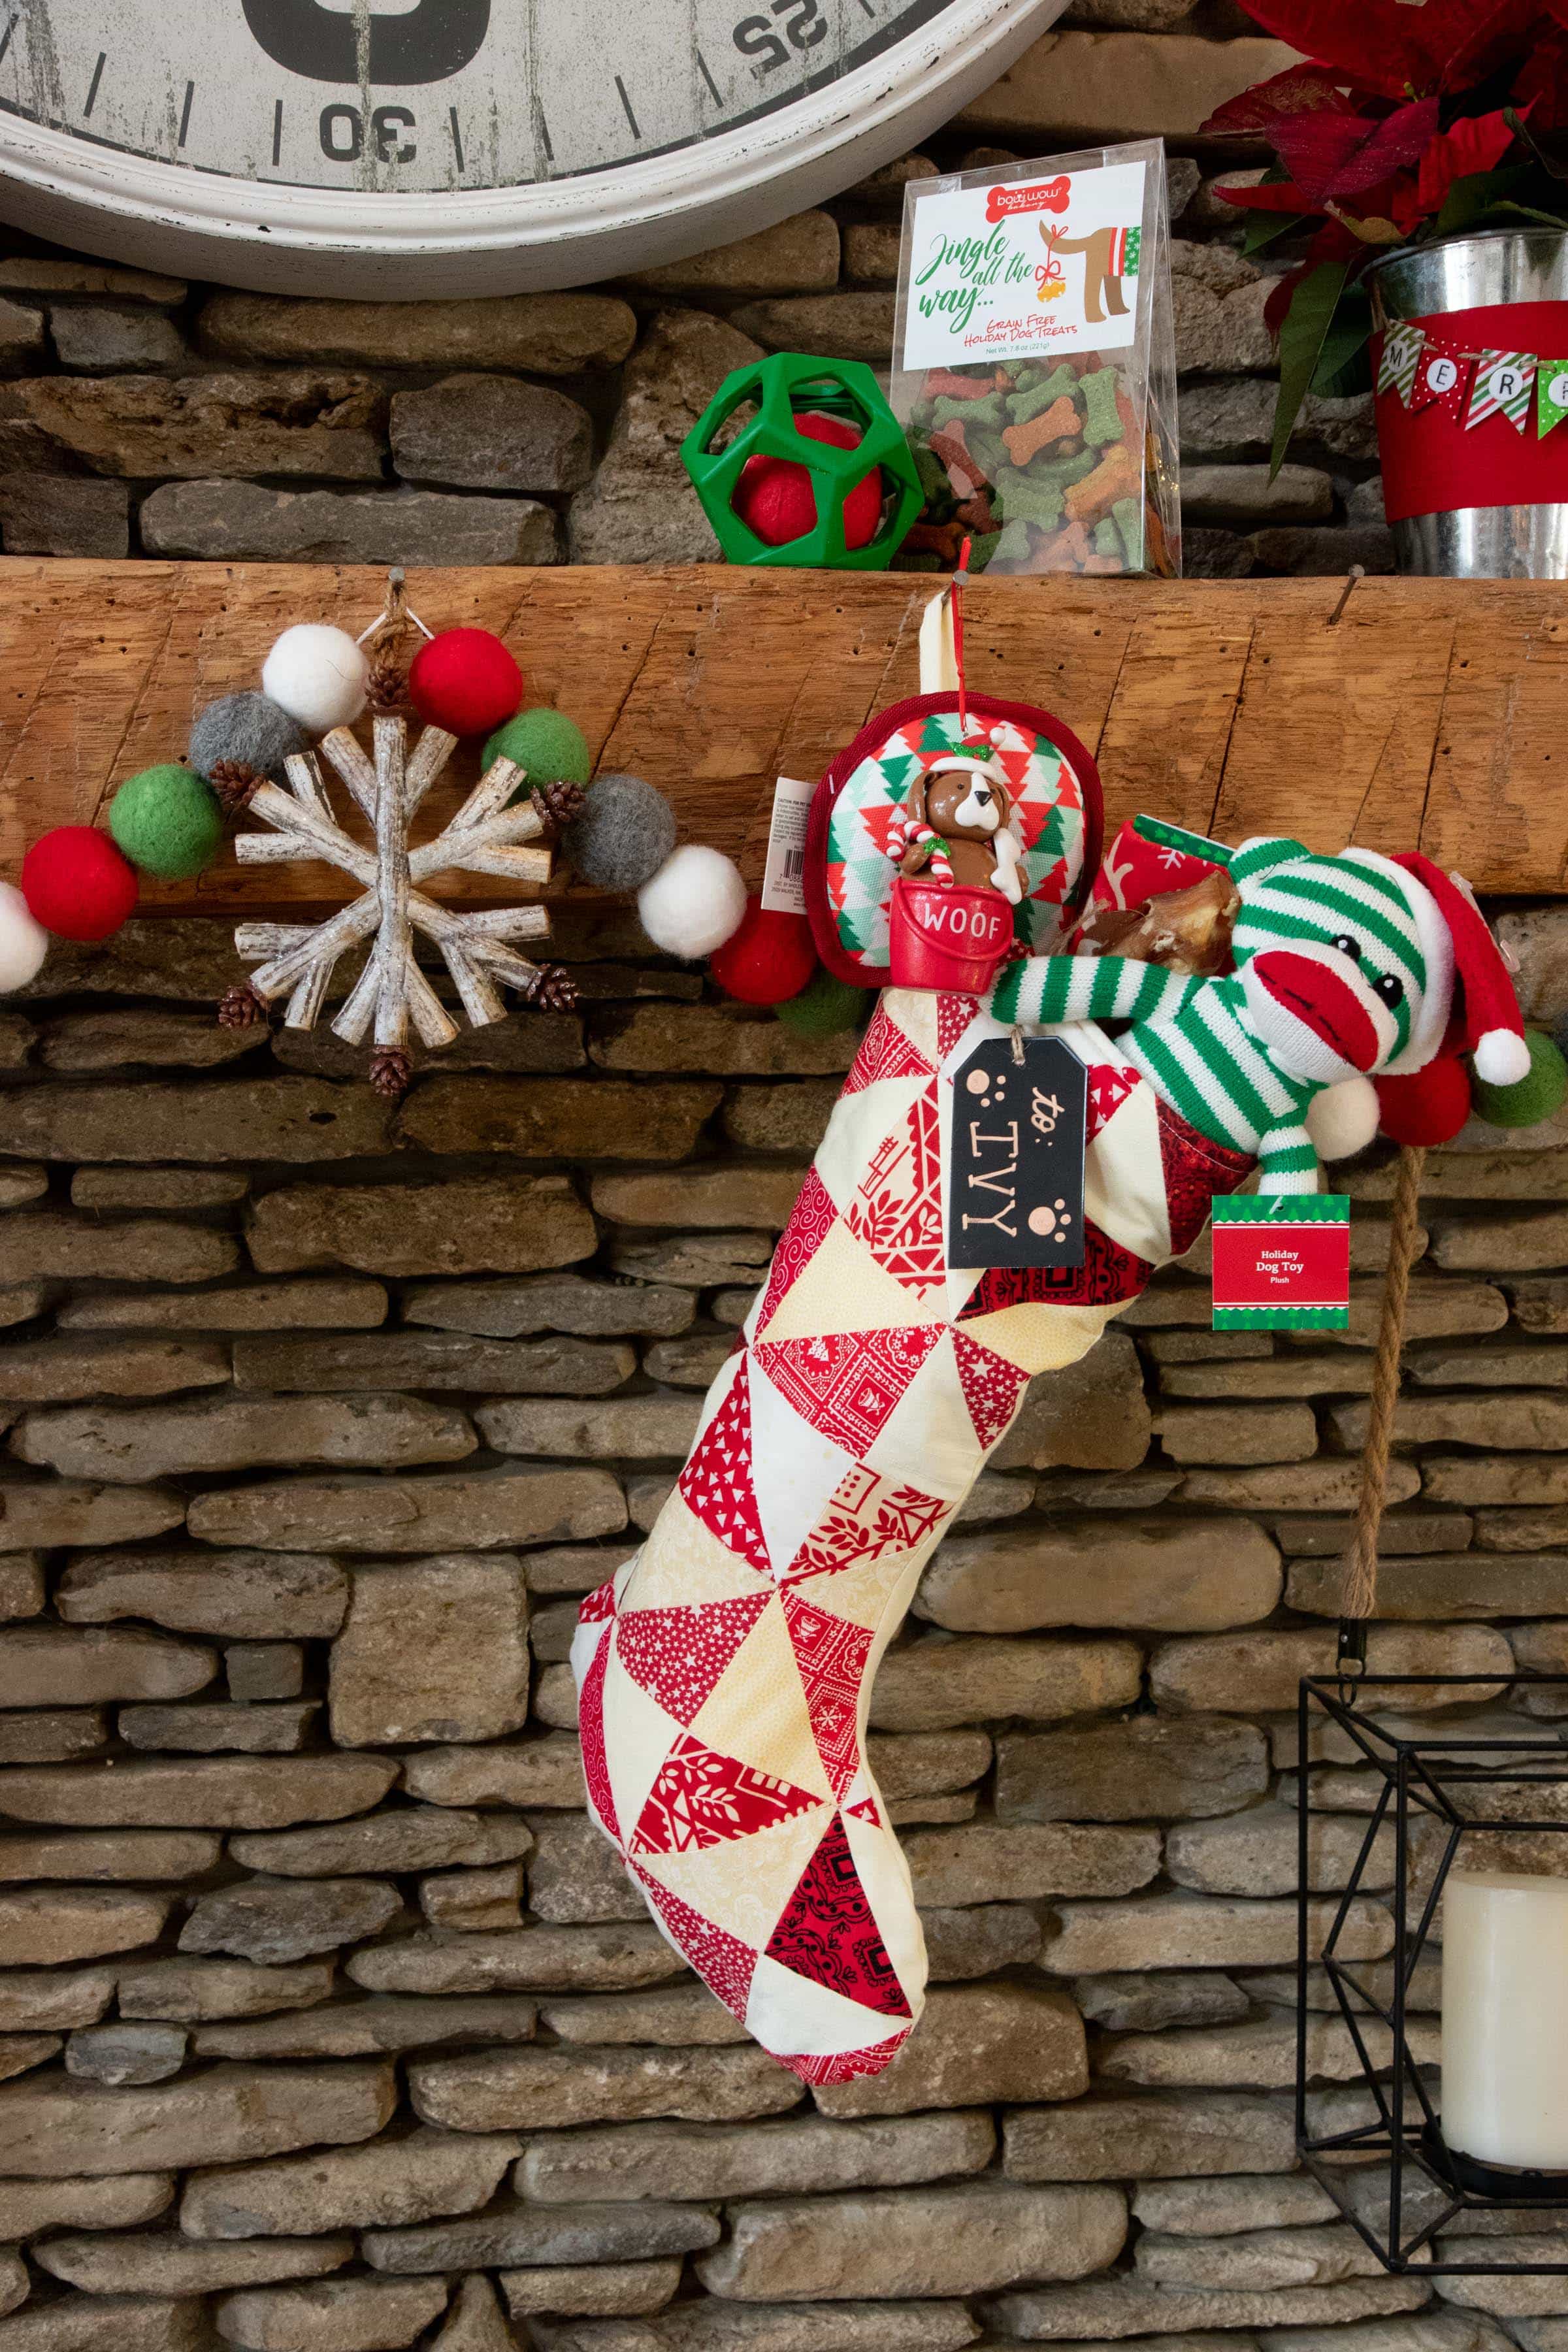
[1339,1142,1427,1639]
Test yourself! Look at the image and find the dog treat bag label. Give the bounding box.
[901,157,1147,370]
[947,1035,1087,1271]
[1211,1194,1351,1330]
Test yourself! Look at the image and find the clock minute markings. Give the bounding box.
[448,106,463,171]
[177,78,195,148]
[271,98,283,167]
[696,50,722,105]
[82,50,105,117]
[614,74,640,139]
[0,14,15,68]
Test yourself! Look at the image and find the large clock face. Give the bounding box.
[0,0,1063,294]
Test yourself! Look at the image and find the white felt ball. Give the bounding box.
[1306,1074,1380,1162]
[1475,1026,1532,1087]
[261,624,369,734]
[0,881,48,993]
[637,845,748,959]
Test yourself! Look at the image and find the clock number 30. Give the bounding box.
[320,102,417,161]
[733,0,826,71]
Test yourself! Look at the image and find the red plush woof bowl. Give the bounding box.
[888,877,1015,994]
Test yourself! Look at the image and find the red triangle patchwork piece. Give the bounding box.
[951,1327,1032,1450]
[777,2029,913,2085]
[845,1796,882,1827]
[630,1733,823,1856]
[753,1324,942,1458]
[936,993,981,1060]
[846,1085,945,1298]
[783,1586,873,1799]
[784,1463,950,1582]
[842,1001,935,1097]
[578,1577,617,1624]
[763,1810,912,2019]
[678,1357,770,1574]
[576,1631,619,1846]
[635,1868,759,2021]
[1086,1062,1140,1140]
[614,1593,770,1726]
[751,1168,838,1337]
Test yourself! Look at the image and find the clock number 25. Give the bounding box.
[733,0,825,70]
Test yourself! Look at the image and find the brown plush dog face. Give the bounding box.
[911,765,1011,846]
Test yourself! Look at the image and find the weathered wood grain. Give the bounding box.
[1,560,1565,911]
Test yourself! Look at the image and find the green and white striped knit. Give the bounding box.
[987,838,1432,1196]
[988,953,1322,1189]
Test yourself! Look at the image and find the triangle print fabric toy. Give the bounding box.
[573,619,1526,2085]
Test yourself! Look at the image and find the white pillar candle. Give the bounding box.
[1443,1867,1568,2170]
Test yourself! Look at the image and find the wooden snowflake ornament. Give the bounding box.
[231,715,567,1084]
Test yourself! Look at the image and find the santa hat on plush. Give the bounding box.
[1354,851,1527,1146]
[1375,853,1527,1084]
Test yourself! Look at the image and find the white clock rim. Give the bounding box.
[0,0,1064,297]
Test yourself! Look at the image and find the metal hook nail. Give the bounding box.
[1327,564,1365,628]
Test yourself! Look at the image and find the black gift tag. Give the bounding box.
[947,1034,1088,1271]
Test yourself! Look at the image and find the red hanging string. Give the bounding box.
[953,534,972,734]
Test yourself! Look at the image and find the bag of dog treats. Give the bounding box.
[890,139,1180,579]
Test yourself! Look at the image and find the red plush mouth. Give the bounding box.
[1252,950,1380,1072]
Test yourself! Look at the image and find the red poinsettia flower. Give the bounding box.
[1414,106,1520,209]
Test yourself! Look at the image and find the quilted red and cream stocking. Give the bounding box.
[572,983,1247,2083]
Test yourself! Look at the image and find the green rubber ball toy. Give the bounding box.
[484,706,591,787]
[1472,1027,1568,1129]
[109,763,225,880]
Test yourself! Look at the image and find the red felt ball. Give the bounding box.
[21,826,138,942]
[1375,1055,1474,1147]
[710,898,818,1006]
[407,629,525,737]
[733,412,883,551]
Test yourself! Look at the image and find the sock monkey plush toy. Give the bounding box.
[575,740,1525,2084]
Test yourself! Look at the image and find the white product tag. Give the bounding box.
[761,776,815,915]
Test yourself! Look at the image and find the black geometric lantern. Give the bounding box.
[1298,1671,1568,2276]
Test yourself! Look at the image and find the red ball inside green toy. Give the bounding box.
[21,825,139,941]
[710,898,817,1005]
[733,412,882,551]
[408,628,525,737]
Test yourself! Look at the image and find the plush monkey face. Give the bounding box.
[1228,843,1433,1085]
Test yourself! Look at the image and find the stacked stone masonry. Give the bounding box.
[0,16,1380,579]
[0,900,1559,2351]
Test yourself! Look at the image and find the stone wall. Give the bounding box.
[0,904,1561,2352]
[0,18,1386,583]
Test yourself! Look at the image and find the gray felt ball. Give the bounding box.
[562,773,678,893]
[189,692,304,783]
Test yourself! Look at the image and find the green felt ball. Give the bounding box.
[483,706,591,789]
[108,764,224,880]
[775,968,866,1037]
[1473,1027,1568,1128]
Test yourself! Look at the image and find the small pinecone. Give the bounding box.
[367,652,406,711]
[532,778,588,833]
[529,963,579,1015]
[217,982,267,1030]
[207,759,260,816]
[368,1047,413,1100]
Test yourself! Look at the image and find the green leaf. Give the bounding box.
[1310,284,1373,398]
[1243,208,1309,253]
[1436,163,1531,234]
[1271,258,1350,478]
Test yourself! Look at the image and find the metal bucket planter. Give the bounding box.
[1369,229,1568,578]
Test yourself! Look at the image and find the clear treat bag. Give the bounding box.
[891,138,1181,578]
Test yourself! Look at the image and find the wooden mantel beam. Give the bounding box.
[1,559,1565,913]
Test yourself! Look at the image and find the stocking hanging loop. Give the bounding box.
[1337,1141,1428,1695]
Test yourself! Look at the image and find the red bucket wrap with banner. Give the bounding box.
[1377,301,1568,523]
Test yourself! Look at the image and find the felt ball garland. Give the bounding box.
[22,827,139,941]
[110,764,225,881]
[262,623,370,734]
[484,706,591,789]
[1472,1026,1568,1128]
[709,898,817,1005]
[0,881,48,991]
[776,967,864,1037]
[408,627,524,737]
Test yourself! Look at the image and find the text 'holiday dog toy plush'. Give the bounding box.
[573,579,1528,2086]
